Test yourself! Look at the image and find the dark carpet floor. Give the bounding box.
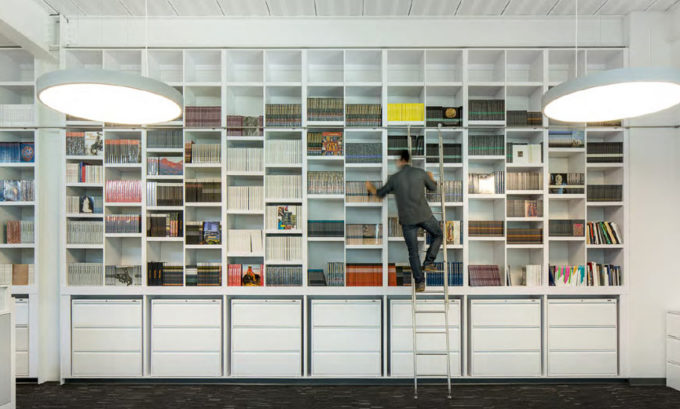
[17,382,680,409]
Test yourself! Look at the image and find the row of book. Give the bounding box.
[548,130,584,148]
[346,181,381,202]
[425,143,462,163]
[469,100,505,121]
[185,106,221,128]
[587,142,623,163]
[146,182,183,206]
[66,195,103,214]
[186,221,221,245]
[507,171,543,191]
[346,224,382,245]
[549,219,585,237]
[507,265,542,286]
[307,131,343,156]
[266,175,301,199]
[0,264,34,286]
[549,264,622,287]
[308,171,343,194]
[265,104,302,127]
[346,263,383,286]
[266,265,303,286]
[388,217,421,239]
[469,135,504,156]
[67,220,103,244]
[104,139,140,164]
[307,97,343,122]
[308,262,345,286]
[226,115,263,136]
[506,110,542,127]
[266,236,302,261]
[426,106,463,127]
[105,265,142,286]
[266,205,299,230]
[0,180,34,202]
[346,143,382,163]
[308,220,343,237]
[0,142,34,163]
[469,172,505,194]
[185,142,221,164]
[388,264,411,287]
[386,103,425,122]
[587,185,622,202]
[147,262,183,286]
[228,264,262,286]
[186,264,222,286]
[147,157,183,176]
[468,265,502,286]
[426,180,463,203]
[104,215,141,234]
[67,263,103,286]
[549,173,584,194]
[507,143,542,164]
[147,212,182,237]
[226,147,263,172]
[66,131,103,157]
[66,162,103,184]
[507,227,543,244]
[227,229,263,254]
[346,104,381,127]
[427,262,464,286]
[227,186,263,211]
[388,134,424,156]
[186,179,221,202]
[147,129,183,149]
[468,220,504,237]
[5,220,34,244]
[586,221,622,245]
[265,139,302,164]
[0,105,34,127]
[507,198,543,218]
[105,180,142,203]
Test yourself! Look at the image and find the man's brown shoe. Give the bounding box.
[416,281,426,292]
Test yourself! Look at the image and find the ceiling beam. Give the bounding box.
[0,0,56,61]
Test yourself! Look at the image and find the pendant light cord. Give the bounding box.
[145,0,148,54]
[575,0,578,77]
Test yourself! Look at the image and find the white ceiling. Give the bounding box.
[37,0,680,17]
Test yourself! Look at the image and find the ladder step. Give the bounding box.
[414,310,446,314]
[415,330,448,334]
[415,351,449,356]
[415,374,450,378]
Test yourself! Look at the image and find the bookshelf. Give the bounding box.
[56,47,628,380]
[0,48,39,382]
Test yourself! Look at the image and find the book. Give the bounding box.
[276,206,297,230]
[241,264,263,286]
[202,221,221,244]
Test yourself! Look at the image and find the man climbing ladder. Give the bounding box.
[365,149,443,292]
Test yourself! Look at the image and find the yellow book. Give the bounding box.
[387,103,402,122]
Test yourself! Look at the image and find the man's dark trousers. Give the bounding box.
[401,216,443,284]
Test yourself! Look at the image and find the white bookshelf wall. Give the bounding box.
[53,47,628,380]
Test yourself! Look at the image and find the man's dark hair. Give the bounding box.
[399,150,410,163]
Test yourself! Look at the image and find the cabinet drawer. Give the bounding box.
[391,352,461,377]
[312,300,381,327]
[152,300,221,327]
[14,299,28,325]
[391,328,460,352]
[549,327,617,351]
[312,352,381,376]
[668,313,680,339]
[472,327,541,351]
[549,301,616,327]
[232,328,300,352]
[151,352,221,377]
[15,351,29,377]
[72,328,141,352]
[152,328,221,352]
[668,361,680,391]
[72,300,141,328]
[391,300,460,327]
[471,300,540,327]
[72,352,142,377]
[15,326,28,352]
[313,328,381,352]
[231,352,301,377]
[667,337,680,364]
[548,351,618,376]
[471,352,542,377]
[231,300,301,328]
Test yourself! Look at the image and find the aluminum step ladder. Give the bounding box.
[407,124,452,399]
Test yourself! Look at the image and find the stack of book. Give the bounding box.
[507,227,543,244]
[426,180,463,203]
[426,142,462,163]
[67,263,103,286]
[0,180,34,202]
[185,179,221,202]
[265,175,301,199]
[308,171,344,194]
[346,143,382,163]
[549,219,585,237]
[345,104,381,127]
[507,198,543,217]
[266,265,303,286]
[66,131,103,156]
[346,263,382,286]
[468,100,505,121]
[265,104,301,127]
[265,139,302,164]
[308,220,344,237]
[506,110,542,127]
[66,163,103,184]
[185,221,221,245]
[507,171,543,191]
[549,173,584,194]
[5,220,34,244]
[266,236,302,261]
[227,147,263,172]
[346,224,382,245]
[227,229,263,254]
[346,181,382,202]
[188,263,221,286]
[549,265,587,287]
[587,185,622,202]
[104,139,140,164]
[146,182,183,206]
[468,220,504,237]
[266,205,299,230]
[3,264,34,286]
[586,262,622,286]
[468,172,505,194]
[507,265,542,286]
[184,142,221,164]
[147,262,183,286]
[426,106,463,127]
[468,265,502,286]
[104,215,141,234]
[147,129,183,149]
[228,263,263,286]
[388,134,424,156]
[0,105,34,126]
[185,106,221,128]
[307,97,343,122]
[307,131,343,156]
[66,220,103,244]
[105,180,142,203]
[387,103,425,122]
[587,142,623,163]
[226,115,263,136]
[586,221,622,245]
[227,186,263,210]
[469,135,504,156]
[147,212,182,237]
[147,157,183,176]
[0,142,34,163]
[425,262,464,286]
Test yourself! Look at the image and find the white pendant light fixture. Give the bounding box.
[542,0,680,123]
[37,0,183,125]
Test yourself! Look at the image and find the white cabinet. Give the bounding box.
[547,299,618,376]
[668,311,680,391]
[470,299,542,377]
[390,299,461,377]
[13,298,28,378]
[151,299,222,377]
[231,299,302,377]
[311,299,381,377]
[71,299,142,377]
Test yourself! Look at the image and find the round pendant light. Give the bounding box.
[542,66,680,123]
[37,69,183,125]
